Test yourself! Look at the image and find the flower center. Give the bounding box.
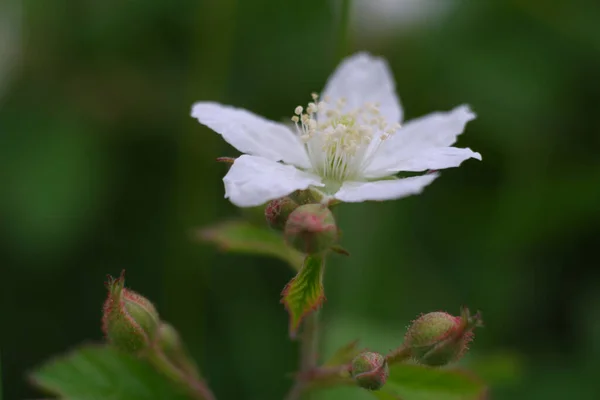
[291,93,400,184]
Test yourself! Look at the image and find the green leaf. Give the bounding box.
[370,363,487,400]
[281,255,326,337]
[30,345,190,400]
[324,340,361,367]
[196,220,303,271]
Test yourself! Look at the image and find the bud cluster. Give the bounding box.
[264,189,339,255]
[403,308,482,366]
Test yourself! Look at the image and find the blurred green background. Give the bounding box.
[2,0,600,399]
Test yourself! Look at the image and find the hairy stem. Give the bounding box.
[285,310,321,400]
[302,311,320,370]
[386,345,412,365]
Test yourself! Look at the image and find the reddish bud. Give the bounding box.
[351,352,389,390]
[102,272,160,354]
[404,308,482,366]
[265,197,299,231]
[284,204,338,254]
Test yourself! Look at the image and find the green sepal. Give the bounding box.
[330,244,350,256]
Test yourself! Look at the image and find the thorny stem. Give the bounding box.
[285,311,320,400]
[148,349,216,400]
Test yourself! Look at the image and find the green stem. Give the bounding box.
[386,345,412,365]
[285,310,321,400]
[148,349,217,400]
[303,364,354,390]
[303,311,320,371]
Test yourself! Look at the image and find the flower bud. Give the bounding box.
[284,204,338,254]
[102,272,160,354]
[404,308,482,366]
[350,352,389,390]
[265,196,299,231]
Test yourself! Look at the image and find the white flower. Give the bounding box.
[191,52,481,207]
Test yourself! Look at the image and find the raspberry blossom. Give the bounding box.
[192,53,481,207]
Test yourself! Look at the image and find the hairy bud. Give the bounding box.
[265,197,299,231]
[102,272,160,354]
[350,352,389,390]
[284,204,338,254]
[404,308,482,366]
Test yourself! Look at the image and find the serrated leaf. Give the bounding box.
[370,363,487,400]
[281,255,326,337]
[30,345,190,400]
[196,220,303,271]
[324,340,361,367]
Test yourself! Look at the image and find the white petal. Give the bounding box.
[390,147,481,172]
[322,52,402,124]
[365,105,476,175]
[334,173,438,203]
[192,102,311,168]
[223,155,323,207]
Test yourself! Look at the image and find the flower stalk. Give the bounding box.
[285,311,321,400]
[147,349,216,400]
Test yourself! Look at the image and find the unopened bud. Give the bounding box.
[350,352,389,390]
[265,197,299,231]
[102,272,160,354]
[404,308,482,366]
[284,204,338,254]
